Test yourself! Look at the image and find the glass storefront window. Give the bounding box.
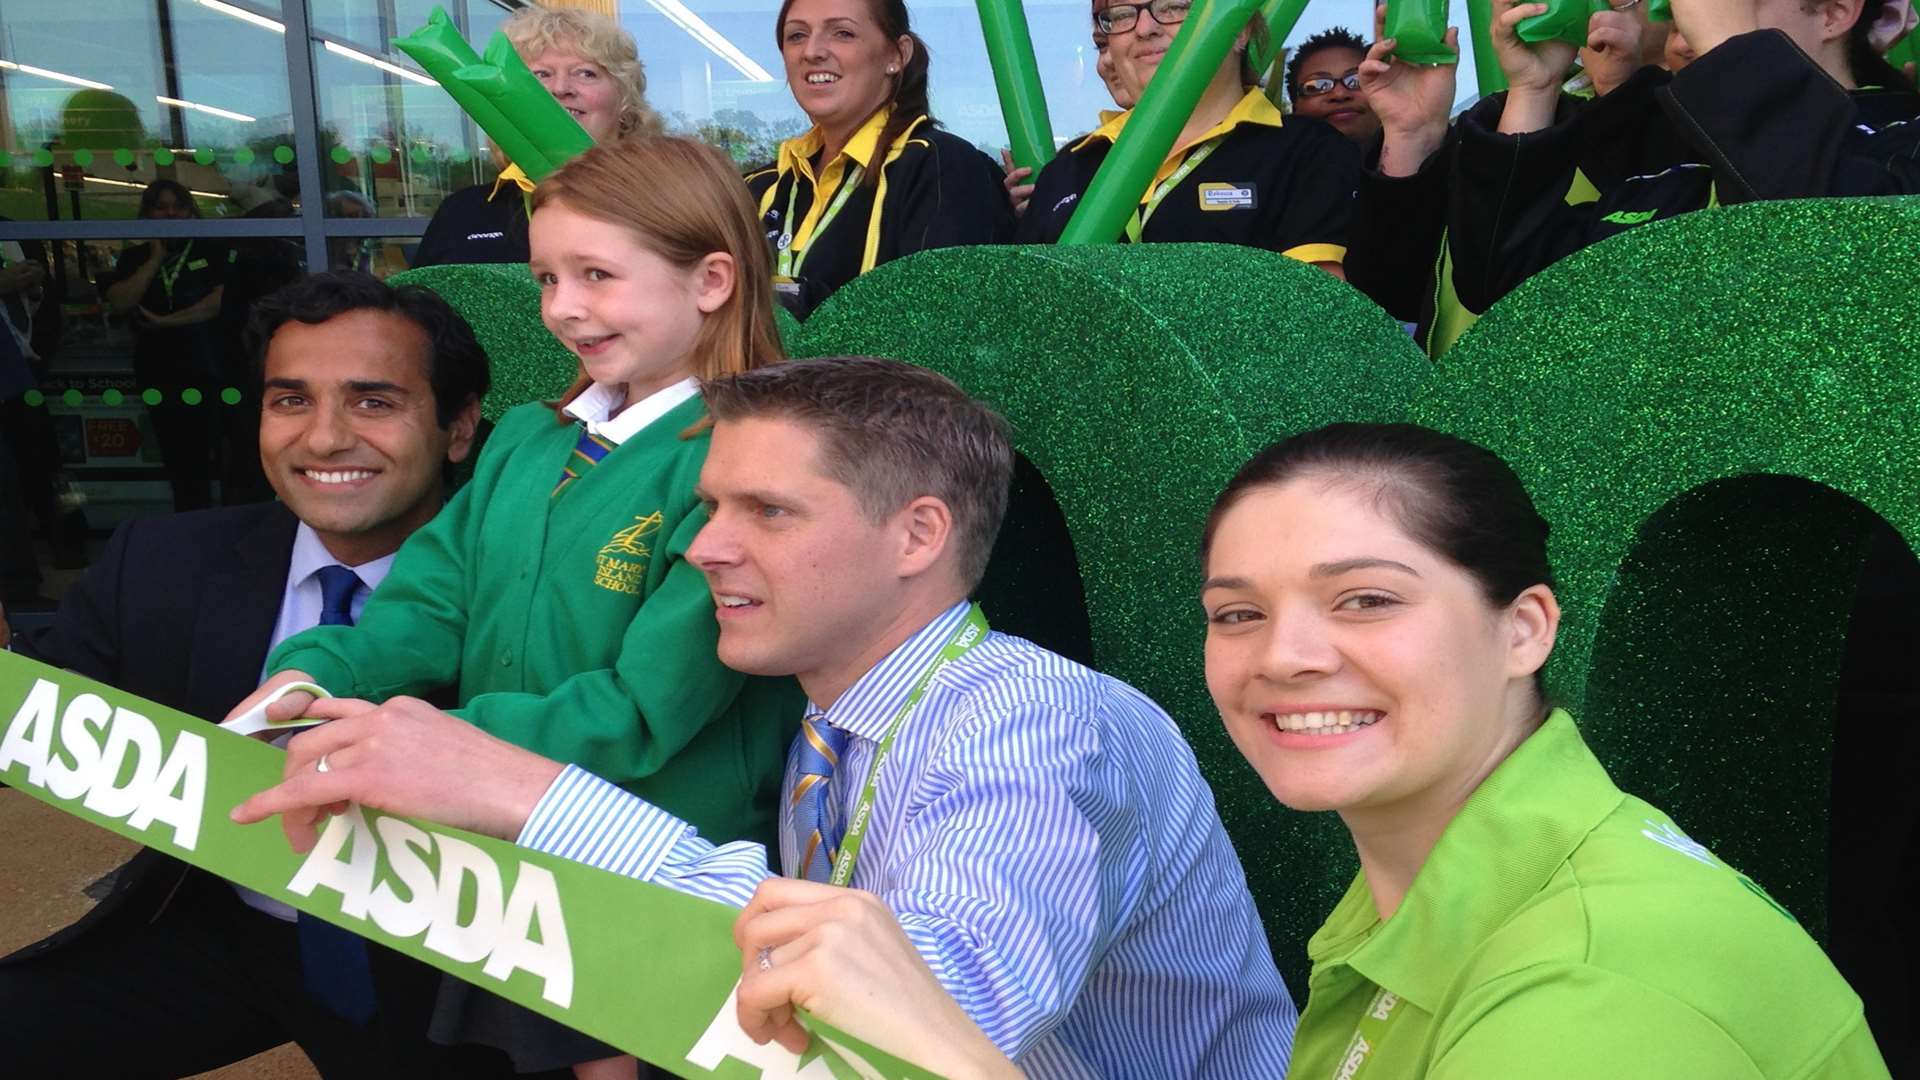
[1,0,299,222]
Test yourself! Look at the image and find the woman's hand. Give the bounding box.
[999,149,1034,217]
[732,879,1021,1079]
[1493,0,1575,133]
[1583,6,1647,97]
[1360,5,1458,176]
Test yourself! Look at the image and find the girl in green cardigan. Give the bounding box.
[231,136,801,1079]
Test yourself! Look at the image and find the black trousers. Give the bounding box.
[0,868,561,1079]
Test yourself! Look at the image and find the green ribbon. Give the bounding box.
[976,0,1056,173]
[0,652,940,1080]
[1058,0,1263,245]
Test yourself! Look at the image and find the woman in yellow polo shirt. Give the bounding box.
[1014,0,1359,275]
[412,7,661,268]
[747,0,1014,317]
[725,423,1892,1080]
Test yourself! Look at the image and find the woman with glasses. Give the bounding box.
[1014,0,1360,275]
[1287,27,1381,143]
[747,0,1014,318]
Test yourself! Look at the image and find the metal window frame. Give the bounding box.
[0,0,531,269]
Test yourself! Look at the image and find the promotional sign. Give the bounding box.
[0,652,937,1080]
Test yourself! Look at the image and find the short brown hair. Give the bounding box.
[532,136,783,417]
[703,357,1013,588]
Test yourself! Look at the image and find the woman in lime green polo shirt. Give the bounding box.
[1197,422,1888,1079]
[724,422,1892,1080]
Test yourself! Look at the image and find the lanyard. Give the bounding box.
[157,240,195,305]
[826,603,989,887]
[1327,986,1409,1079]
[1123,136,1223,244]
[775,163,863,279]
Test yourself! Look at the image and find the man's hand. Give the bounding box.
[1361,5,1458,176]
[229,695,564,852]
[732,879,1020,1079]
[1583,7,1648,96]
[999,149,1034,217]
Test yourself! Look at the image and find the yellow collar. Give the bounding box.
[778,106,895,181]
[1072,87,1281,154]
[488,163,534,202]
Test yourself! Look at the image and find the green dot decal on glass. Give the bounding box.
[61,389,82,407]
[141,388,162,406]
[22,390,44,407]
[330,145,353,165]
[411,144,432,164]
[181,388,203,405]
[233,147,255,166]
[72,148,94,167]
[371,145,393,164]
[154,148,175,166]
[114,148,136,167]
[451,149,470,164]
[32,149,54,167]
[221,387,242,406]
[102,388,124,406]
[274,145,296,165]
[195,148,215,165]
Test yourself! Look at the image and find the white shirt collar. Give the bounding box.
[561,377,702,445]
[286,521,399,595]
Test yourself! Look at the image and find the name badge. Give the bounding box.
[1197,182,1256,211]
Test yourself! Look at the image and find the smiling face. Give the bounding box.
[531,200,728,405]
[527,46,624,142]
[1201,475,1552,824]
[1292,45,1378,142]
[259,309,475,565]
[780,0,909,141]
[689,415,920,702]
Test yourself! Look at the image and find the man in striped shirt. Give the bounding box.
[239,356,1298,1077]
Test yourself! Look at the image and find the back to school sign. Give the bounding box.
[0,652,932,1080]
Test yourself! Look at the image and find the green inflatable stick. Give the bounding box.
[1058,0,1263,245]
[1515,0,1611,47]
[395,9,553,178]
[1466,0,1508,95]
[393,7,554,179]
[1247,0,1312,79]
[1646,0,1671,20]
[466,31,595,178]
[1384,0,1461,65]
[977,0,1056,172]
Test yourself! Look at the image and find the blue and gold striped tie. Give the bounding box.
[789,710,852,883]
[552,426,617,499]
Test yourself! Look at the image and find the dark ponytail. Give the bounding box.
[865,0,932,190]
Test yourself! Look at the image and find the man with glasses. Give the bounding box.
[1014,0,1360,274]
[1286,28,1382,143]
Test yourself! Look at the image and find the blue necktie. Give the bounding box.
[298,565,377,1024]
[553,426,618,499]
[787,710,852,883]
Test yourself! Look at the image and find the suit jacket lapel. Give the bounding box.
[186,503,298,720]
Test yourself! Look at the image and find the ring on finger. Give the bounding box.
[757,945,773,972]
[316,753,331,774]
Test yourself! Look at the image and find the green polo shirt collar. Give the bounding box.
[1308,709,1622,1013]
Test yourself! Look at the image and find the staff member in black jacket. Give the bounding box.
[1015,0,1359,276]
[412,7,660,268]
[1449,0,1920,312]
[748,0,1014,317]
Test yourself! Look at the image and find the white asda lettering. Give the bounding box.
[1335,1035,1371,1080]
[686,982,887,1078]
[466,230,507,241]
[0,679,208,850]
[287,807,575,1007]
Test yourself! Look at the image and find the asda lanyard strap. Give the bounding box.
[1328,986,1409,1079]
[775,164,864,280]
[1122,136,1223,244]
[158,240,196,306]
[826,603,989,887]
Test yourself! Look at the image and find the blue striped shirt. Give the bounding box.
[519,602,1297,1076]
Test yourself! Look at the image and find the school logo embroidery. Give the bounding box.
[594,512,663,595]
[1197,182,1256,211]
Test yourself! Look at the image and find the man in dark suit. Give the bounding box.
[0,271,541,1079]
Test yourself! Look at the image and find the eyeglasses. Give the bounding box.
[1093,0,1192,36]
[1298,72,1362,97]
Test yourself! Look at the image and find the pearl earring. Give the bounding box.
[887,65,898,74]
